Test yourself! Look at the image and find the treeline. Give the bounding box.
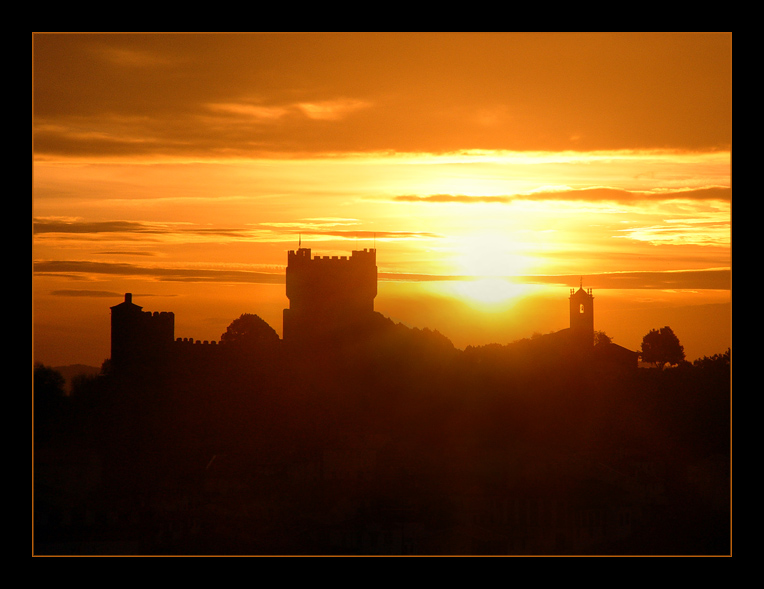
[33,318,730,555]
[34,320,731,478]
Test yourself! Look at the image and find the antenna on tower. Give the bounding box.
[299,233,302,248]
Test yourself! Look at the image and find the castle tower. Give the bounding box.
[110,293,175,372]
[283,247,377,346]
[569,280,594,347]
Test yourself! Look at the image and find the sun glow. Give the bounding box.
[449,232,535,277]
[451,277,535,308]
[434,232,540,308]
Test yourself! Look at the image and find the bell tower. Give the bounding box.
[569,279,594,346]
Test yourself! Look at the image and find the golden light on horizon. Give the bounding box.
[33,32,731,366]
[449,278,538,309]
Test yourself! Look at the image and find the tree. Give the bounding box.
[34,362,66,405]
[594,330,612,347]
[34,363,67,444]
[693,348,731,370]
[220,313,279,349]
[640,326,685,368]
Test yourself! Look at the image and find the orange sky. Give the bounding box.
[33,32,731,367]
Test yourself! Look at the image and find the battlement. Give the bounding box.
[287,247,376,264]
[176,337,218,346]
[283,247,378,345]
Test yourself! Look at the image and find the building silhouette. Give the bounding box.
[41,253,688,557]
[566,281,637,369]
[110,293,224,376]
[283,247,377,347]
[569,281,594,347]
[110,293,175,373]
[109,252,636,373]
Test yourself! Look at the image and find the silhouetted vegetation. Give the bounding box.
[33,317,730,556]
[640,326,685,368]
[220,313,280,349]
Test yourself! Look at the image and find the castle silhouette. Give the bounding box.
[283,247,377,347]
[109,247,637,372]
[39,248,732,556]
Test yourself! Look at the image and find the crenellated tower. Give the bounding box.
[283,247,377,346]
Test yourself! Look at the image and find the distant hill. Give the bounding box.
[52,364,100,393]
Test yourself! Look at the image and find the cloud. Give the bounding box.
[33,33,732,159]
[37,259,729,290]
[34,260,286,284]
[392,186,731,205]
[516,269,731,291]
[378,268,731,290]
[394,194,513,204]
[295,99,372,121]
[616,219,730,247]
[292,229,439,241]
[206,102,292,122]
[50,289,125,298]
[379,273,470,282]
[33,218,439,244]
[33,218,259,240]
[34,219,162,234]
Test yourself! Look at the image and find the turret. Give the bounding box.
[110,293,175,372]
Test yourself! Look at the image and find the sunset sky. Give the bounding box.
[33,32,731,367]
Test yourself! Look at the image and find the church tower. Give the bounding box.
[569,280,594,346]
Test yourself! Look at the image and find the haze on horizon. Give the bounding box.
[32,32,731,367]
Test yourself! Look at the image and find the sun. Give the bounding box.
[450,232,532,275]
[452,277,533,307]
[443,232,537,309]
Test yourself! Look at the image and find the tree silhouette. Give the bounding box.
[640,326,685,368]
[594,330,612,347]
[34,363,67,445]
[220,313,279,349]
[34,363,65,400]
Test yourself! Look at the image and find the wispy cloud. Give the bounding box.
[33,218,439,243]
[394,194,513,204]
[50,289,126,298]
[524,269,731,290]
[34,219,167,234]
[393,186,731,205]
[34,260,286,284]
[35,260,729,290]
[616,220,731,247]
[382,268,732,290]
[295,98,371,121]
